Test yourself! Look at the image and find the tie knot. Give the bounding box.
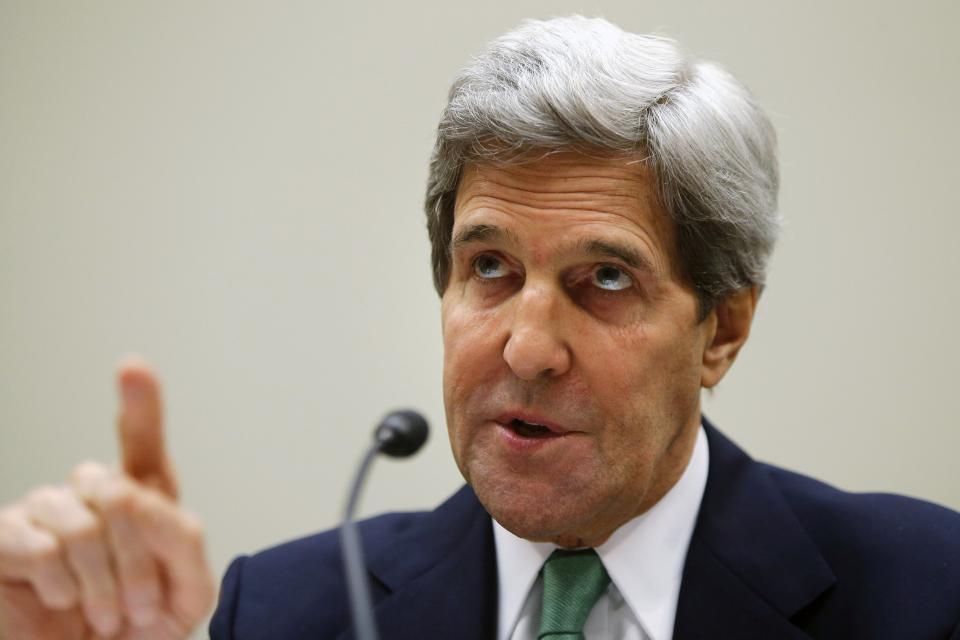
[538,549,610,639]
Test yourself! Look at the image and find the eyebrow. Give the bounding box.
[575,238,659,276]
[451,224,521,251]
[451,223,659,277]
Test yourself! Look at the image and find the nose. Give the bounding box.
[502,283,572,381]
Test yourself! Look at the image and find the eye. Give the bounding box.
[473,253,508,279]
[592,265,633,291]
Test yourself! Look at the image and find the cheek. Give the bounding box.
[577,323,651,399]
[577,322,700,445]
[442,303,503,407]
[441,302,507,479]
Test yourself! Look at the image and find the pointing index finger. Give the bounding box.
[116,357,179,500]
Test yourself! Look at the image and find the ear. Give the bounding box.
[701,286,759,389]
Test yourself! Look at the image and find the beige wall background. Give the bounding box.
[2,0,958,633]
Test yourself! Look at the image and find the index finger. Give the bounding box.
[116,357,179,500]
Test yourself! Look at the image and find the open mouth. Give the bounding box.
[507,418,558,439]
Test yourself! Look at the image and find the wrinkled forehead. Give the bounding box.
[452,153,681,275]
[454,150,663,211]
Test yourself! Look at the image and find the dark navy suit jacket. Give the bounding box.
[210,421,960,639]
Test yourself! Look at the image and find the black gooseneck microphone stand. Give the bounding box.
[340,410,429,640]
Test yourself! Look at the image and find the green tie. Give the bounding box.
[537,549,611,639]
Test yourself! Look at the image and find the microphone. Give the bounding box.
[375,409,429,458]
[340,410,430,640]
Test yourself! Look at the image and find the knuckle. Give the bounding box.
[64,514,102,546]
[100,480,137,516]
[180,512,205,545]
[23,535,61,569]
[71,459,108,483]
[25,485,64,510]
[28,534,59,558]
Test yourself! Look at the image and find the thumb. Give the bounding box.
[116,357,179,500]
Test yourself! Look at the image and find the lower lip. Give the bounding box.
[495,422,572,451]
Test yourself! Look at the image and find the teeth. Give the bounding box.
[512,418,544,427]
[510,418,552,438]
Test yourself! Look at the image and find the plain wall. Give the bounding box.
[2,0,958,635]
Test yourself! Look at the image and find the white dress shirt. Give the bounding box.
[493,426,709,640]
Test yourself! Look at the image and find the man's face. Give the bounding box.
[441,153,716,547]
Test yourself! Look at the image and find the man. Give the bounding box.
[1,15,958,640]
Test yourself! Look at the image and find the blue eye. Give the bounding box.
[593,265,632,291]
[473,254,508,279]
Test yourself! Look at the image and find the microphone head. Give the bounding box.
[374,409,429,458]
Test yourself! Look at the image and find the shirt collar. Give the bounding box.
[493,424,709,640]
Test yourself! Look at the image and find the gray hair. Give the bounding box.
[425,15,780,318]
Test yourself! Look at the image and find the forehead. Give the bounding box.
[453,152,678,274]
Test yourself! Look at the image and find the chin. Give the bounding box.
[472,474,599,543]
[489,505,566,541]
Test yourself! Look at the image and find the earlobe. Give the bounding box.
[701,286,759,389]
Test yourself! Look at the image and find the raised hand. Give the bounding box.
[0,360,215,639]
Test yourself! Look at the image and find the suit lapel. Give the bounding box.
[336,486,497,640]
[674,421,836,639]
[674,536,815,639]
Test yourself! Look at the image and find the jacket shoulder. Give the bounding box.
[209,484,490,640]
[765,462,960,558]
[763,462,960,623]
[209,510,428,640]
